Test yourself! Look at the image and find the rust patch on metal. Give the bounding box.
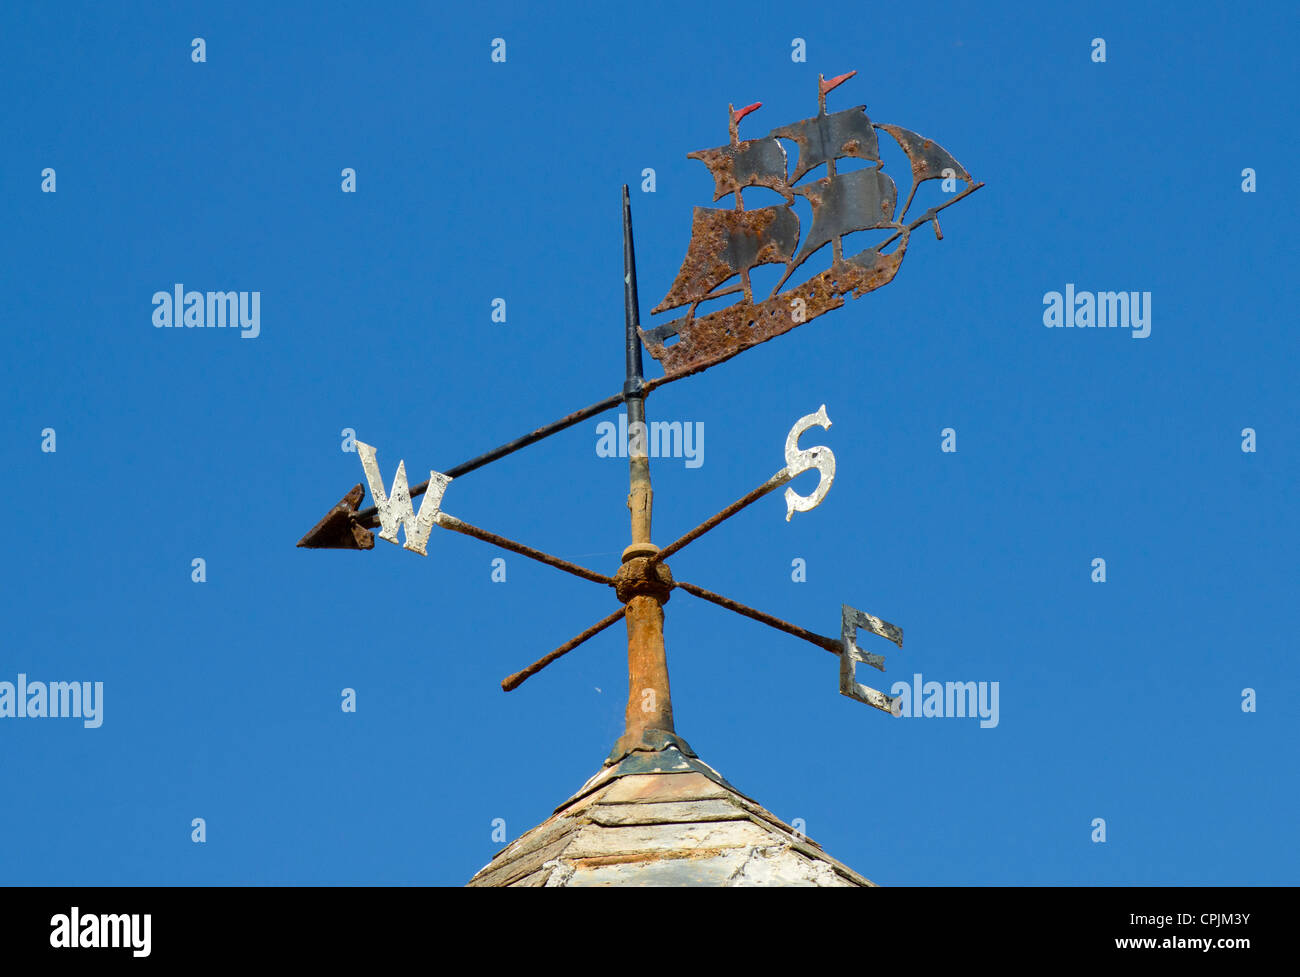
[688,135,792,203]
[614,555,674,605]
[874,122,973,221]
[769,105,881,183]
[874,122,971,187]
[642,240,908,379]
[653,206,799,315]
[610,555,677,756]
[295,483,374,550]
[618,595,675,749]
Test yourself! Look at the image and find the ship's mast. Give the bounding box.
[729,102,761,304]
[819,71,856,264]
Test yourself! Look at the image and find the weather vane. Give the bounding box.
[298,71,981,763]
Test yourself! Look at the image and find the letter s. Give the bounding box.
[784,405,835,521]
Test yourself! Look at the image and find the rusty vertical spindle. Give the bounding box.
[618,186,675,752]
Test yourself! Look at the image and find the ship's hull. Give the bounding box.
[640,235,909,378]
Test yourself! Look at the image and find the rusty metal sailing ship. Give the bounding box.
[642,70,982,379]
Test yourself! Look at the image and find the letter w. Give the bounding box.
[355,441,452,556]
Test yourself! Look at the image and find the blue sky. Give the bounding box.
[1,1,1295,884]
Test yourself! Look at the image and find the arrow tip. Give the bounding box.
[297,484,374,550]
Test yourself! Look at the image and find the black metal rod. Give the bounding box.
[623,185,654,547]
[501,606,627,692]
[349,389,685,535]
[350,375,682,530]
[352,391,624,526]
[624,184,646,395]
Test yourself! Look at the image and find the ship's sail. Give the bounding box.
[688,136,793,203]
[769,107,880,183]
[874,124,971,187]
[874,123,971,219]
[653,205,800,314]
[789,167,897,269]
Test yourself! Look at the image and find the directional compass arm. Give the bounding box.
[649,468,794,566]
[299,375,677,547]
[675,581,903,715]
[501,606,628,692]
[434,513,616,587]
[353,390,626,528]
[673,579,841,656]
[648,404,838,567]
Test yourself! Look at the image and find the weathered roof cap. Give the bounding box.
[468,747,873,887]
